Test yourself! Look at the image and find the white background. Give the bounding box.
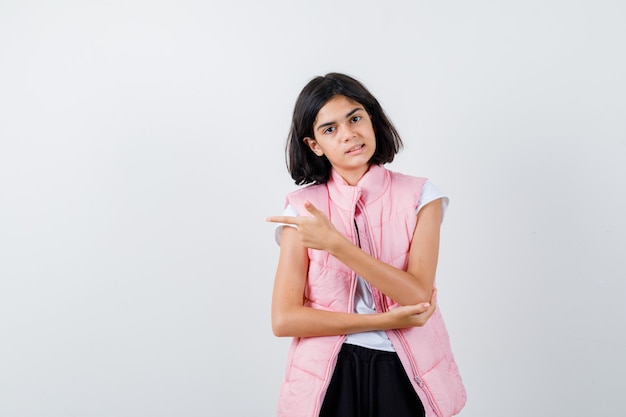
[1,1,625,416]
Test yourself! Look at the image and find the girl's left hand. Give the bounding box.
[384,288,437,328]
[266,200,344,252]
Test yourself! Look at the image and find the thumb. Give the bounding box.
[406,302,431,315]
[418,301,432,312]
[304,200,322,217]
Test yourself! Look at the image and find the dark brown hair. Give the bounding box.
[286,73,403,185]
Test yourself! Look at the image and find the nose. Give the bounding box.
[340,124,356,141]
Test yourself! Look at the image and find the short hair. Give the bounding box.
[286,73,403,185]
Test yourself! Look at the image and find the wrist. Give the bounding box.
[369,310,391,332]
[327,231,349,255]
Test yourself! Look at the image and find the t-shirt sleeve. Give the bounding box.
[274,204,298,245]
[417,180,449,221]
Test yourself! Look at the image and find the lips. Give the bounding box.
[346,144,364,154]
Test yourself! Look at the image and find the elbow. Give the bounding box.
[402,283,435,306]
[271,312,290,337]
[272,323,288,338]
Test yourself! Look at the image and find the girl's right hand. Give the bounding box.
[383,289,437,329]
[266,200,344,253]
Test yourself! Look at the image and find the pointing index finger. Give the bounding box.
[266,216,300,225]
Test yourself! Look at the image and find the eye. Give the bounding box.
[323,126,336,134]
[351,115,362,123]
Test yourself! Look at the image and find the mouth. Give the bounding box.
[346,144,364,154]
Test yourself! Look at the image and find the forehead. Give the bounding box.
[316,95,364,121]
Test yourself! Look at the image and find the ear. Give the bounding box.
[303,137,324,156]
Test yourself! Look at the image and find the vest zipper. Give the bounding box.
[393,330,443,417]
[356,200,443,417]
[354,196,441,414]
[354,201,385,313]
[349,203,360,314]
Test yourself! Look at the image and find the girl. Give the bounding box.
[267,73,466,417]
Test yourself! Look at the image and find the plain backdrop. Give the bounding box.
[1,1,625,416]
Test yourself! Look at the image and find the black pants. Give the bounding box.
[319,343,426,417]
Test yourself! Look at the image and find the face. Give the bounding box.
[304,95,376,185]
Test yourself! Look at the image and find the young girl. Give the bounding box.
[267,73,466,417]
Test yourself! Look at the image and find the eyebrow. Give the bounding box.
[316,107,364,132]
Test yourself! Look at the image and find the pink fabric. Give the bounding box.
[277,165,466,417]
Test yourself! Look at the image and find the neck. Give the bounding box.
[334,165,371,186]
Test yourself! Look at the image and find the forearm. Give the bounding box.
[272,305,390,338]
[329,236,433,305]
[272,298,436,338]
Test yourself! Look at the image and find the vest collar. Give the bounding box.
[327,164,390,210]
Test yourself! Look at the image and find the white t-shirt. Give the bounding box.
[276,180,448,352]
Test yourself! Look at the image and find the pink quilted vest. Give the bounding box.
[277,164,466,417]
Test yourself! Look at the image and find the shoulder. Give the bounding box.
[387,168,427,186]
[285,183,328,210]
[386,168,428,199]
[386,168,449,217]
[418,180,449,219]
[285,182,325,198]
[286,183,327,201]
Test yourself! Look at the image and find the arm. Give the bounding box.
[268,199,443,307]
[333,199,442,305]
[271,225,436,338]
